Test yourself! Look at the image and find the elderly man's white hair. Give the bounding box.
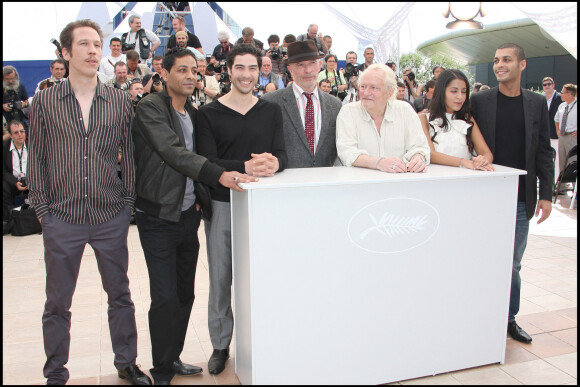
[217,30,230,41]
[358,63,397,102]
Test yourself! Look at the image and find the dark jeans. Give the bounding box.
[509,202,529,323]
[135,205,202,383]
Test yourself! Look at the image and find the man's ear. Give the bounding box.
[62,47,71,62]
[519,59,527,72]
[161,68,169,82]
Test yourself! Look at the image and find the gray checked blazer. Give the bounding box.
[262,86,343,168]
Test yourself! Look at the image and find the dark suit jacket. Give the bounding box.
[471,87,554,220]
[3,139,18,186]
[262,86,343,168]
[547,91,562,139]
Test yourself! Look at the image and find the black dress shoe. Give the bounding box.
[208,348,229,375]
[508,321,532,343]
[172,358,202,375]
[118,364,153,385]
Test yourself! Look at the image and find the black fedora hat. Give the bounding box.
[285,40,325,64]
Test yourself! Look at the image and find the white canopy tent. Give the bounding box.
[2,2,576,94]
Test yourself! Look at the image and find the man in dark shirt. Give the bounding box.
[131,47,255,385]
[3,66,29,127]
[212,30,234,62]
[471,43,553,345]
[167,15,204,54]
[234,26,264,50]
[28,19,151,385]
[196,43,287,376]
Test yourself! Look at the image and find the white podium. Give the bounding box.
[230,165,525,385]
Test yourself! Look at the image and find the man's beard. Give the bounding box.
[3,79,20,91]
[177,43,187,48]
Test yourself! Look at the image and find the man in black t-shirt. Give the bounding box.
[471,43,553,345]
[167,15,204,54]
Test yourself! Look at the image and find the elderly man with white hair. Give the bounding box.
[212,30,234,62]
[336,63,430,173]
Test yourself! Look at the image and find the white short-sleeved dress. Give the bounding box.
[427,113,474,159]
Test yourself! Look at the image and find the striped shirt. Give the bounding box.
[27,78,135,225]
[291,82,322,153]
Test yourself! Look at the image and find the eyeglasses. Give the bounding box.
[220,41,229,44]
[326,60,336,63]
[542,83,553,87]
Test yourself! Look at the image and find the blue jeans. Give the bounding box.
[508,202,529,323]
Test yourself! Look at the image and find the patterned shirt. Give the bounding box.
[27,79,135,225]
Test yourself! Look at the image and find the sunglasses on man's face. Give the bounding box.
[543,83,553,87]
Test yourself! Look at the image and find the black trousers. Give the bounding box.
[135,205,202,382]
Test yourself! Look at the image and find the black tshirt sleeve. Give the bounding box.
[189,33,202,50]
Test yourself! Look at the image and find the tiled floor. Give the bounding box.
[3,193,577,385]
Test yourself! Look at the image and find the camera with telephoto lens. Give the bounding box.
[131,93,144,110]
[218,72,229,83]
[196,73,203,82]
[50,38,63,57]
[208,60,226,74]
[270,48,282,60]
[219,82,231,95]
[122,41,136,52]
[344,63,359,78]
[329,85,347,101]
[7,100,22,111]
[406,71,416,82]
[255,84,266,92]
[152,73,161,84]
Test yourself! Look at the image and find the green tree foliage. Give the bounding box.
[398,52,475,88]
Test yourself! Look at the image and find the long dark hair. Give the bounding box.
[428,69,475,154]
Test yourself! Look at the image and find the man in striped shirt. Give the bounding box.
[28,19,151,385]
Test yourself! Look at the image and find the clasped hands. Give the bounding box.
[245,152,279,177]
[461,155,495,171]
[377,154,426,173]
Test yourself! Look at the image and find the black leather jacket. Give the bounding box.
[131,88,224,222]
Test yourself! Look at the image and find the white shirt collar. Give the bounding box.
[292,82,319,100]
[9,141,26,152]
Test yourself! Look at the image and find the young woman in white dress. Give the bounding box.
[419,69,494,171]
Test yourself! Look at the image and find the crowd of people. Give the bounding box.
[2,14,577,386]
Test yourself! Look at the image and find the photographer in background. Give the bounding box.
[264,34,288,85]
[3,120,29,224]
[3,66,29,129]
[99,37,126,81]
[212,30,233,63]
[193,57,219,107]
[105,61,130,90]
[121,15,160,63]
[413,79,435,113]
[402,67,422,103]
[128,80,145,109]
[318,54,347,101]
[126,50,152,81]
[319,79,331,94]
[296,24,329,55]
[167,15,204,54]
[35,59,67,95]
[341,51,359,105]
[357,47,375,72]
[235,27,264,50]
[142,55,165,94]
[254,56,284,98]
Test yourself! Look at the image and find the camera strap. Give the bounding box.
[14,145,25,177]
